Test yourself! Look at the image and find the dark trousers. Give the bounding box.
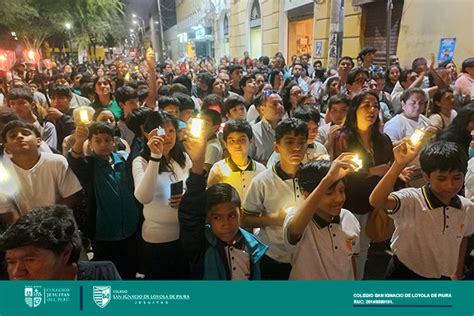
[385,256,450,280]
[260,255,291,280]
[142,239,189,280]
[92,233,139,280]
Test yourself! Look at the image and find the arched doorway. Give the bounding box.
[223,14,229,57]
[248,0,262,58]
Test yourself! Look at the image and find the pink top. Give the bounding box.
[454,73,474,96]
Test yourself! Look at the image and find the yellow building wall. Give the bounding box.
[261,0,280,57]
[229,0,280,58]
[342,0,363,61]
[314,0,331,66]
[396,0,474,68]
[229,0,247,57]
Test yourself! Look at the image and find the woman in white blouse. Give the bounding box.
[133,110,192,279]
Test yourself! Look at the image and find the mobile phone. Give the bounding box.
[157,127,166,136]
[170,180,183,196]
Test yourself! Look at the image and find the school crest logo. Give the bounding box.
[24,286,42,308]
[93,286,112,308]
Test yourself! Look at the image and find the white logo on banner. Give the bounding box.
[24,286,42,308]
[93,286,112,308]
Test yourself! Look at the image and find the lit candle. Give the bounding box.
[351,154,363,172]
[190,118,204,138]
[410,129,425,145]
[27,50,35,61]
[79,109,90,123]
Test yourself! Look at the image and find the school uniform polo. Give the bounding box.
[250,118,277,164]
[466,158,474,201]
[205,136,224,167]
[284,208,360,280]
[208,157,266,201]
[243,162,305,263]
[222,237,252,280]
[388,185,474,279]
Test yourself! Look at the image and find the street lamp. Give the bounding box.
[131,14,146,57]
[64,22,73,58]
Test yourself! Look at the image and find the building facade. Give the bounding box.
[210,0,472,69]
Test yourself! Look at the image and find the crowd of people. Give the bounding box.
[0,46,473,281]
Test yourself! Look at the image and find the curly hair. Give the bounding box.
[0,205,82,264]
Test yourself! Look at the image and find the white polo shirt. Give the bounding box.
[316,123,330,145]
[466,158,474,201]
[284,208,360,280]
[388,185,474,279]
[249,118,276,164]
[208,157,266,201]
[243,162,305,263]
[205,136,224,167]
[266,141,329,168]
[0,153,82,215]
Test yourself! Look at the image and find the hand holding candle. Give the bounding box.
[73,106,94,125]
[190,117,204,139]
[350,154,363,172]
[409,129,425,146]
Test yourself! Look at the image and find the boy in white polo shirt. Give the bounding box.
[0,120,82,225]
[208,119,265,201]
[284,156,360,280]
[242,118,308,279]
[370,140,474,280]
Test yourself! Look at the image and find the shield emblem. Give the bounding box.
[33,297,42,307]
[93,286,112,308]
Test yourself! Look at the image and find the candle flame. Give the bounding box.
[28,50,35,61]
[351,154,363,172]
[190,118,204,138]
[79,110,90,123]
[410,129,425,145]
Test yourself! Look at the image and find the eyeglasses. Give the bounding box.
[354,78,370,85]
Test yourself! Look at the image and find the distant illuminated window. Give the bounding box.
[224,15,229,36]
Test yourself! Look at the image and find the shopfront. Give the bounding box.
[285,0,314,60]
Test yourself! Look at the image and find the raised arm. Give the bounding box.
[144,50,157,109]
[133,130,163,204]
[287,153,356,245]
